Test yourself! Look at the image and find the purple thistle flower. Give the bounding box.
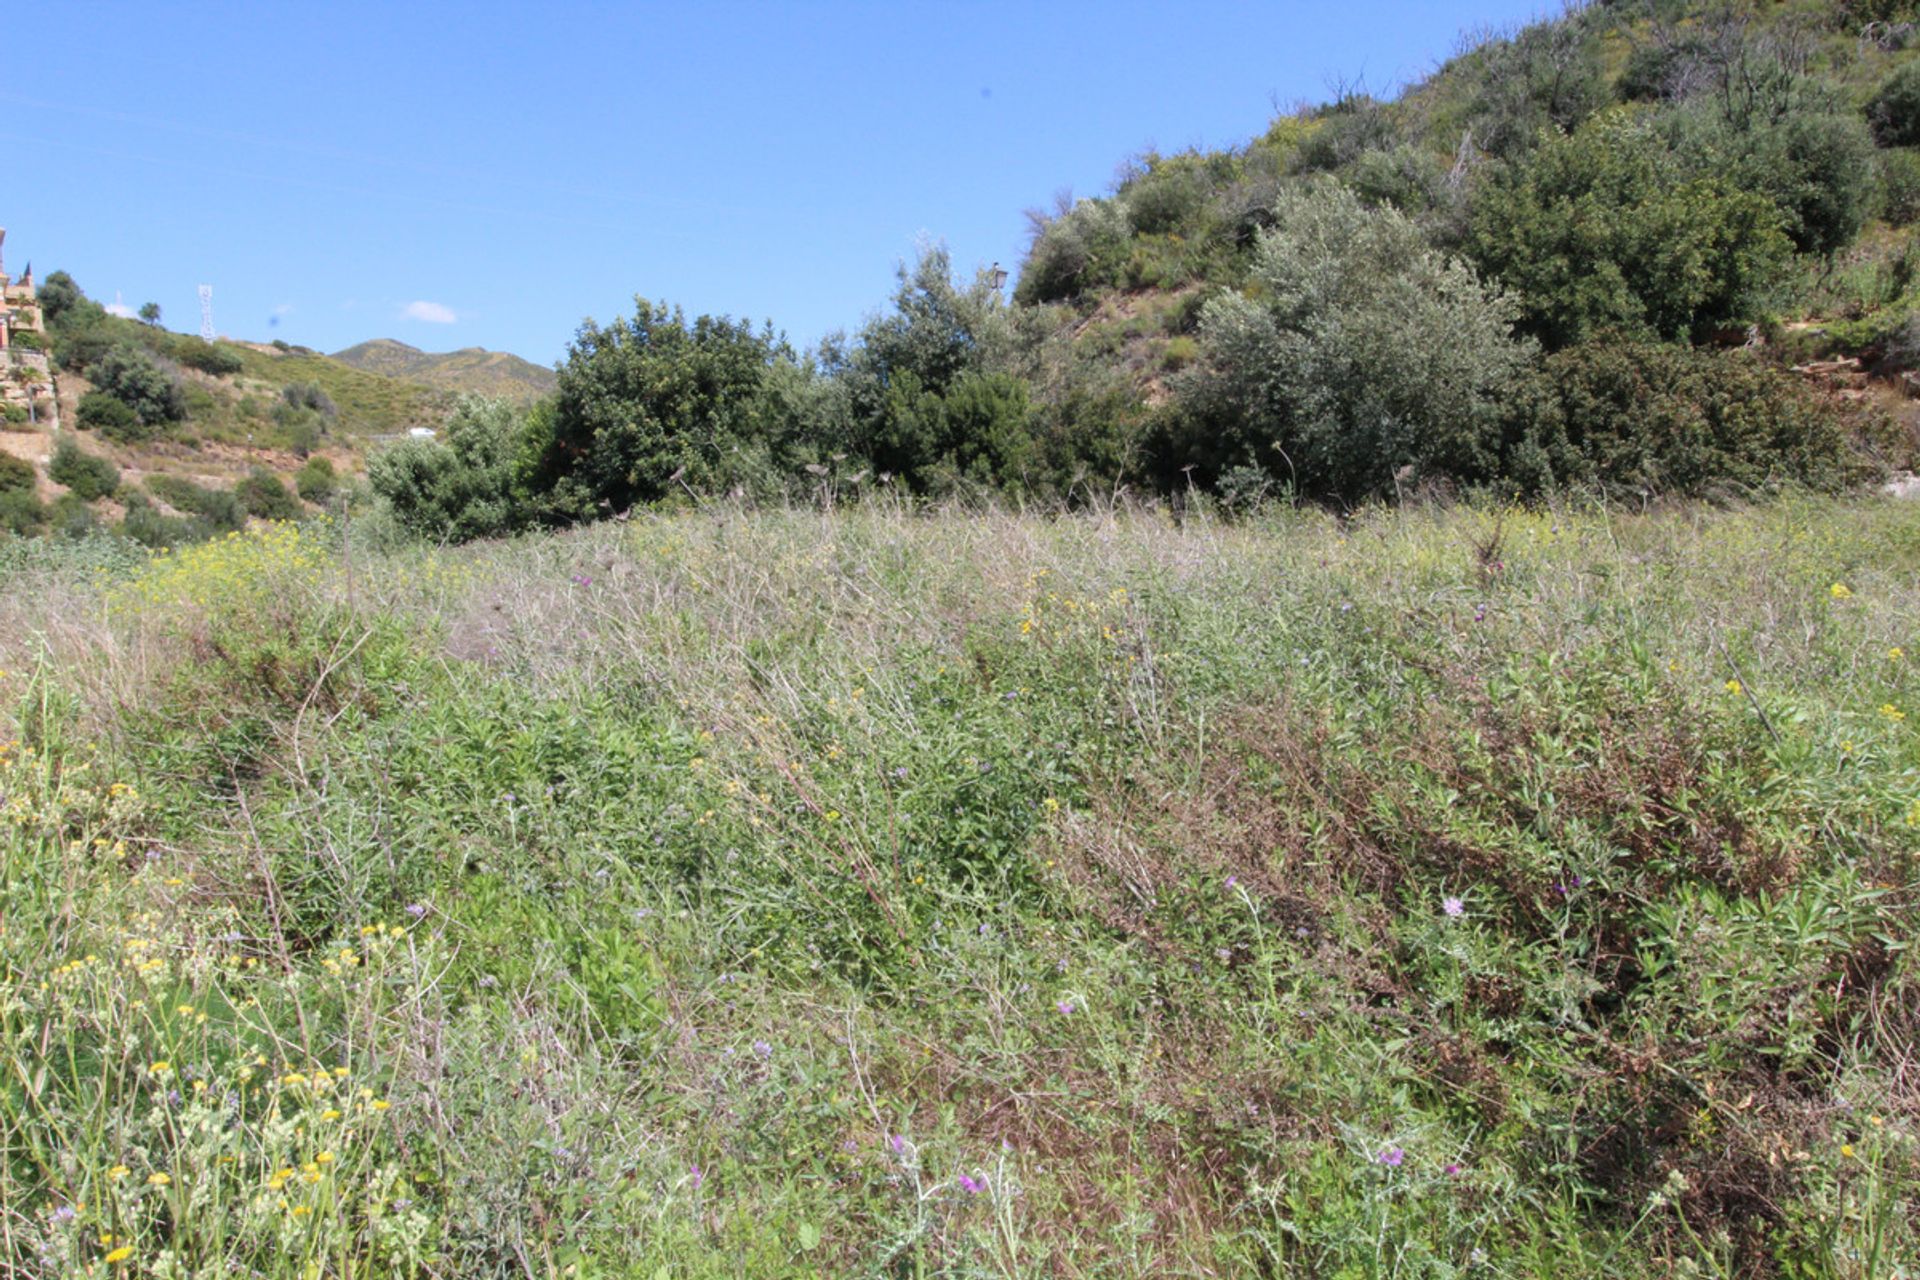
[889,1134,907,1155]
[405,903,428,919]
[1445,1163,1463,1176]
[1377,1147,1405,1167]
[1442,896,1464,918]
[689,1163,704,1190]
[957,1174,985,1194]
[753,1040,773,1059]
[1056,1000,1075,1015]
[1224,874,1237,889]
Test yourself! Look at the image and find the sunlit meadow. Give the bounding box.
[2,498,1916,1277]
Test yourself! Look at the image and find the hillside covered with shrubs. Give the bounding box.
[349,0,1920,542]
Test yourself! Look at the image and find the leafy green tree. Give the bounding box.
[547,301,789,510]
[35,271,92,328]
[1467,110,1788,348]
[837,246,1030,492]
[138,301,162,327]
[1170,180,1534,501]
[88,344,185,427]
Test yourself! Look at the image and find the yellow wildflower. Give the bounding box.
[1831,582,1853,599]
[105,1246,134,1264]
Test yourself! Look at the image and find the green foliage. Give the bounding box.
[7,503,1919,1274]
[295,455,338,504]
[282,382,338,417]
[234,466,301,520]
[548,300,788,509]
[1681,106,1878,256]
[34,270,89,328]
[47,439,119,501]
[1880,148,1920,224]
[1468,110,1790,349]
[869,370,1034,494]
[0,404,25,426]
[174,339,245,376]
[144,475,246,534]
[137,301,162,327]
[1868,59,1920,147]
[0,452,33,496]
[370,397,538,541]
[1013,198,1131,304]
[1504,338,1868,496]
[76,391,141,440]
[87,343,185,428]
[0,486,44,536]
[1170,180,1535,500]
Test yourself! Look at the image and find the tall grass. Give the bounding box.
[3,497,1916,1277]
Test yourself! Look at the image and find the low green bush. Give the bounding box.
[1504,338,1875,496]
[76,392,141,440]
[295,455,337,503]
[234,466,301,520]
[0,452,34,495]
[47,439,119,501]
[174,339,245,376]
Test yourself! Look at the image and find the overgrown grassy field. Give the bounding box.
[2,499,1917,1278]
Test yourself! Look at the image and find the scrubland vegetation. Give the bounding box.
[8,2,1920,1275]
[3,497,1918,1276]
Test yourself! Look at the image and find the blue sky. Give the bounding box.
[4,2,1551,366]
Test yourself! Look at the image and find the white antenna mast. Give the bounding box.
[198,285,215,342]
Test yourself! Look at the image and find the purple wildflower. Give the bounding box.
[689,1163,704,1190]
[890,1134,907,1155]
[957,1174,985,1194]
[405,903,427,919]
[1056,1000,1075,1015]
[1445,1163,1463,1176]
[1224,874,1237,889]
[1442,896,1464,918]
[51,1205,75,1225]
[1377,1147,1405,1167]
[753,1040,772,1059]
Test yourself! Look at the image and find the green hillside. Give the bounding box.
[331,337,556,404]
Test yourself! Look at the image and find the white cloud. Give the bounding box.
[104,301,136,318]
[402,300,457,324]
[273,303,295,317]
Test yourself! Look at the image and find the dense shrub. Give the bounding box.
[0,452,34,496]
[0,486,44,536]
[47,439,119,500]
[234,467,301,520]
[282,382,338,417]
[548,302,791,510]
[175,339,245,376]
[1503,338,1865,496]
[1168,180,1534,500]
[1468,110,1789,348]
[295,456,338,503]
[1,404,26,425]
[88,344,185,427]
[1682,108,1878,256]
[145,475,246,532]
[1014,199,1130,305]
[1867,60,1920,146]
[1881,149,1920,225]
[370,398,538,541]
[76,392,141,439]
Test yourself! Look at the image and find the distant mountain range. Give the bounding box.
[331,339,556,404]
